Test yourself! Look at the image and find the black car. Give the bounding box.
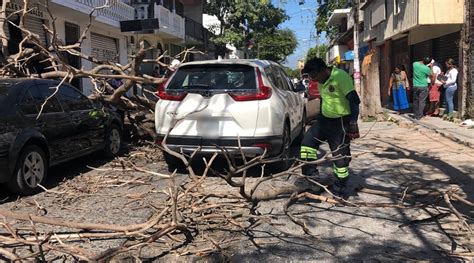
[0,78,123,195]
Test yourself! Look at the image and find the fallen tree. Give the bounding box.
[0,1,472,262]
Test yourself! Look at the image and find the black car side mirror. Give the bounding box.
[294,83,306,93]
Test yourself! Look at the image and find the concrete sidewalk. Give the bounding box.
[388,112,474,148]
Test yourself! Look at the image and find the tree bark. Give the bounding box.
[361,49,383,118]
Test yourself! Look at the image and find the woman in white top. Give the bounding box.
[441,58,458,119]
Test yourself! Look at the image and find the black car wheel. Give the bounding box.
[104,124,122,157]
[8,145,47,195]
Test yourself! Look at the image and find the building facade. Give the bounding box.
[360,0,465,113]
[122,0,212,75]
[2,0,212,95]
[2,0,134,94]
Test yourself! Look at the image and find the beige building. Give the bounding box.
[360,0,465,113]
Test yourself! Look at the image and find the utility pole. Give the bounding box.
[352,0,361,95]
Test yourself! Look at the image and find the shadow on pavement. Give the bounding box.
[0,146,131,204]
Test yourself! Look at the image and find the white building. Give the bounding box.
[2,0,134,94]
[121,1,213,71]
[2,0,211,94]
[202,14,245,59]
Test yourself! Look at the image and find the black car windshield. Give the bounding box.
[167,64,257,91]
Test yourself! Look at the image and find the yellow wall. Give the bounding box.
[418,0,464,25]
[409,24,462,44]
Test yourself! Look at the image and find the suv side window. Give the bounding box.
[264,66,281,89]
[30,84,63,113]
[58,84,92,111]
[18,90,39,115]
[273,66,289,91]
[277,67,292,91]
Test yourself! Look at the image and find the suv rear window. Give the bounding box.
[167,64,257,91]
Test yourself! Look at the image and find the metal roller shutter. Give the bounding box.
[4,15,47,45]
[24,16,47,44]
[411,40,431,62]
[433,32,460,67]
[91,33,119,62]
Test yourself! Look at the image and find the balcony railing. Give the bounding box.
[155,4,185,40]
[75,0,135,21]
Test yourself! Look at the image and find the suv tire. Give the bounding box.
[8,145,47,195]
[271,123,292,172]
[163,151,186,173]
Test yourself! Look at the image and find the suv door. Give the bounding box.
[57,84,105,152]
[274,66,303,134]
[26,83,74,163]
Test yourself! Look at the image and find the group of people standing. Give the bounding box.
[388,57,458,120]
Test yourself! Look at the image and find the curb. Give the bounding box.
[387,113,473,149]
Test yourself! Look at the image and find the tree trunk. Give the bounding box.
[463,0,474,118]
[361,49,383,118]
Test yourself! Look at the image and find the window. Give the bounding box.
[371,1,386,27]
[58,85,92,111]
[29,84,63,113]
[167,64,257,91]
[394,0,401,15]
[18,90,38,115]
[271,66,288,91]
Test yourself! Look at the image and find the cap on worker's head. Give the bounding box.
[302,57,327,74]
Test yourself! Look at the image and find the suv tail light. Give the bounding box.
[157,79,187,101]
[229,68,272,101]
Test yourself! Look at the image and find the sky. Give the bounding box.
[272,0,325,69]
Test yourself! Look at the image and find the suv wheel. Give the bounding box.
[293,111,306,146]
[271,123,292,172]
[8,145,47,195]
[163,151,186,173]
[104,124,122,157]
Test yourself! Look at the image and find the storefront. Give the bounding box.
[4,0,48,54]
[91,33,119,63]
[409,32,461,110]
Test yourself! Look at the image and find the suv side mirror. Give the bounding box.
[294,83,306,93]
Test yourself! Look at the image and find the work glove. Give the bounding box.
[346,121,360,140]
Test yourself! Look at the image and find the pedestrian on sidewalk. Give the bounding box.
[427,60,443,116]
[412,57,433,120]
[298,58,361,193]
[388,64,410,114]
[441,58,458,120]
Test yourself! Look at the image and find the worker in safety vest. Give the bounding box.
[299,58,361,194]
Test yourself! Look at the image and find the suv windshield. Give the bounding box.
[167,64,257,91]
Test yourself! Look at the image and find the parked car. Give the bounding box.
[0,79,123,195]
[155,59,306,171]
[305,79,321,123]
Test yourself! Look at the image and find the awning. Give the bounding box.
[343,46,370,61]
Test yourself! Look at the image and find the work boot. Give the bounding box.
[294,171,323,192]
[333,178,348,198]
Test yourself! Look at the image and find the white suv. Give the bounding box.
[155,59,306,170]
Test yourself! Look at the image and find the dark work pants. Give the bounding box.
[300,116,352,178]
[412,86,428,120]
